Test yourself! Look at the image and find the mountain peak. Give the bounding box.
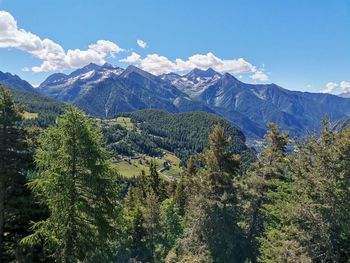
[186,67,220,79]
[121,65,157,80]
[0,70,35,93]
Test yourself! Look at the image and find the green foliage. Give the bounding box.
[0,86,34,261]
[9,87,65,128]
[113,109,255,165]
[4,89,350,263]
[243,123,290,261]
[22,107,121,262]
[174,125,247,263]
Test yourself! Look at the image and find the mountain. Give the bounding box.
[338,92,350,98]
[0,71,36,93]
[332,116,350,132]
[171,71,350,138]
[160,68,222,96]
[38,63,124,101]
[37,64,350,140]
[73,65,213,117]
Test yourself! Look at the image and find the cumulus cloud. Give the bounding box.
[0,11,124,72]
[321,82,338,93]
[139,54,176,74]
[320,81,350,94]
[137,39,148,49]
[250,70,269,82]
[0,10,268,82]
[340,81,350,92]
[120,52,141,63]
[124,51,268,80]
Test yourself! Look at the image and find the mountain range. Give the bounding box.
[2,63,350,142]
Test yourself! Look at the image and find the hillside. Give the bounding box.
[7,87,66,128]
[102,109,254,169]
[0,71,36,93]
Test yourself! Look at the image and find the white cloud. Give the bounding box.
[340,81,350,92]
[128,51,268,81]
[0,11,124,72]
[0,10,268,82]
[321,82,338,93]
[139,54,176,74]
[250,70,269,82]
[320,81,350,94]
[120,52,141,63]
[137,39,148,49]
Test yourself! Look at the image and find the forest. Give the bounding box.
[1,85,350,263]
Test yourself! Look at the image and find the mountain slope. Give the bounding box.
[107,109,254,164]
[37,64,350,140]
[160,68,222,96]
[73,65,213,117]
[4,86,66,127]
[38,63,124,101]
[0,71,36,93]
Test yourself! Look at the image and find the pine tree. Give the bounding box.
[22,107,121,262]
[174,125,245,262]
[243,123,289,261]
[159,198,183,260]
[0,87,29,259]
[259,122,350,262]
[174,157,197,216]
[144,190,161,262]
[148,160,165,200]
[129,205,149,261]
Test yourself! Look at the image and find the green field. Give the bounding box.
[113,152,182,179]
[115,117,134,130]
[23,111,38,120]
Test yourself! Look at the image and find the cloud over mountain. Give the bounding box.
[0,11,124,72]
[120,51,268,80]
[0,10,268,81]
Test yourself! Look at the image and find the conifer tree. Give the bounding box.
[22,107,121,262]
[0,87,28,259]
[144,190,161,262]
[159,198,183,260]
[259,123,350,262]
[243,123,289,260]
[174,157,197,216]
[148,160,165,200]
[174,125,245,262]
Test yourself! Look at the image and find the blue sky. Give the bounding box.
[0,0,349,93]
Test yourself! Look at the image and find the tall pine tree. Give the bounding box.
[173,125,245,262]
[22,107,121,262]
[0,87,29,260]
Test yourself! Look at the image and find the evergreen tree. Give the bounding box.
[22,107,121,262]
[148,160,165,200]
[259,124,350,262]
[174,125,245,262]
[174,157,198,216]
[243,123,289,261]
[128,204,149,262]
[159,198,183,260]
[0,87,29,260]
[144,190,162,262]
